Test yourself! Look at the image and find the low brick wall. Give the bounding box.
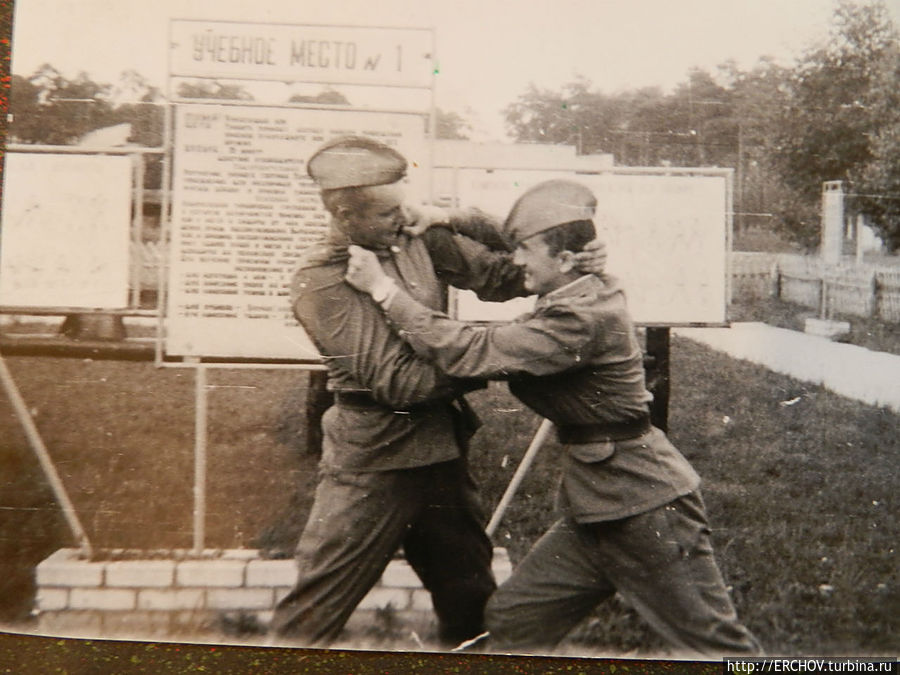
[34,547,512,642]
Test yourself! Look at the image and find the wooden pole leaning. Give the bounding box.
[485,418,554,538]
[0,349,94,558]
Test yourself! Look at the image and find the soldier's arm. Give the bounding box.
[422,224,529,303]
[417,208,606,301]
[344,248,595,379]
[291,268,472,408]
[381,286,595,379]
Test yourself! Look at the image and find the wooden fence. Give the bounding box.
[731,252,900,323]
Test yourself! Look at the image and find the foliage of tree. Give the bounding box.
[435,109,472,140]
[721,58,795,235]
[503,0,900,252]
[175,80,253,101]
[8,67,167,192]
[9,65,117,144]
[505,77,624,156]
[769,0,899,248]
[9,65,165,147]
[846,16,900,251]
[287,89,350,105]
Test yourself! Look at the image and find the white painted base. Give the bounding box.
[804,318,851,340]
[33,547,512,642]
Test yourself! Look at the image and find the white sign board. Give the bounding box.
[454,169,730,325]
[0,153,132,308]
[170,20,434,89]
[167,104,428,359]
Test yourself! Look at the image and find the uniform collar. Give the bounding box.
[543,274,599,300]
[536,274,622,307]
[299,222,403,267]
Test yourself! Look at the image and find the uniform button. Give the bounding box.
[390,245,401,253]
[410,282,417,288]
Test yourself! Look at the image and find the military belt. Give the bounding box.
[556,415,651,444]
[333,391,381,408]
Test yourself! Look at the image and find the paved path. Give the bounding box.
[674,322,900,414]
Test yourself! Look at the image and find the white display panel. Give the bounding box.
[453,169,730,325]
[0,153,132,308]
[166,104,428,359]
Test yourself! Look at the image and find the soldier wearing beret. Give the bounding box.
[345,179,763,656]
[271,138,605,646]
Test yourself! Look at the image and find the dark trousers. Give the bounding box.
[485,491,763,656]
[271,459,496,646]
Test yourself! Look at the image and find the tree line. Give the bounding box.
[7,0,899,251]
[503,0,899,251]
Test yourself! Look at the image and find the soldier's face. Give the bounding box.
[513,234,568,295]
[343,183,407,249]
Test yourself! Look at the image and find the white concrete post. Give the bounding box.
[821,181,844,265]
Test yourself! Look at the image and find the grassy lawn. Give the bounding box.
[0,335,897,656]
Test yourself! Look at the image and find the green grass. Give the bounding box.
[667,339,897,656]
[0,336,897,655]
[465,338,899,656]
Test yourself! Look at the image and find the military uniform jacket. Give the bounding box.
[382,274,700,522]
[291,220,525,473]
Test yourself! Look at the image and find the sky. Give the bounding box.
[9,0,894,140]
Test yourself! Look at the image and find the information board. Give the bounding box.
[0,153,132,308]
[170,20,434,89]
[453,169,730,325]
[166,104,428,359]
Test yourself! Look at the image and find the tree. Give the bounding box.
[502,72,747,167]
[175,80,253,101]
[722,57,800,237]
[666,68,735,167]
[504,82,576,145]
[503,77,632,157]
[849,37,900,250]
[609,86,673,166]
[769,0,899,248]
[288,88,350,105]
[8,65,116,144]
[8,66,168,191]
[435,109,471,140]
[499,2,900,252]
[8,75,42,142]
[110,70,164,106]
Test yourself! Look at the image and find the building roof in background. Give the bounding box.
[434,139,612,170]
[77,123,133,147]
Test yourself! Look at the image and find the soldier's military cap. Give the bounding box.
[307,135,407,190]
[503,179,597,246]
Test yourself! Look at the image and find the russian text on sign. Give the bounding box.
[170,21,434,89]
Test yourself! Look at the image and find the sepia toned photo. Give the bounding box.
[1,1,897,671]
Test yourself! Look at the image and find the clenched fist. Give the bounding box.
[345,245,389,294]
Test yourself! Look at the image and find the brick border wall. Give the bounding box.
[34,547,512,641]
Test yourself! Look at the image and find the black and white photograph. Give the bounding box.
[1,0,898,671]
